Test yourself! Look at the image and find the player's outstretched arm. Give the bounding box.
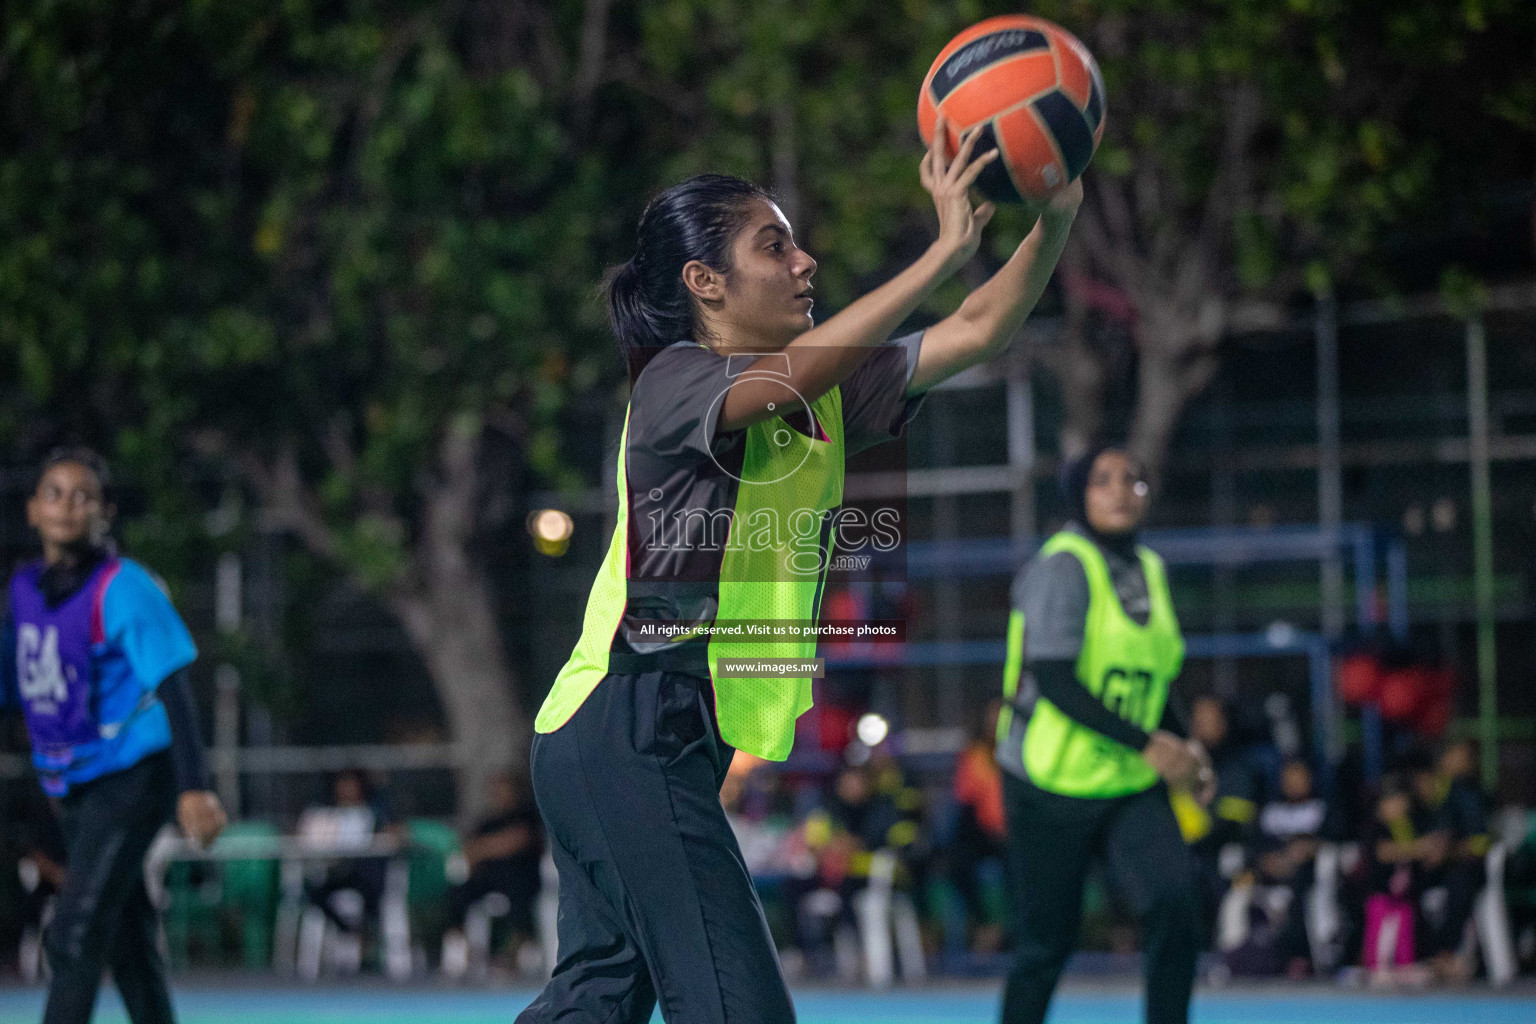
[906,179,1082,396]
[718,115,998,432]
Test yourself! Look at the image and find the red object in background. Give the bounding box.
[1378,667,1426,722]
[1411,667,1457,737]
[1422,666,1456,702]
[954,744,1006,840]
[815,703,858,753]
[1338,652,1457,736]
[821,588,863,655]
[1337,652,1383,706]
[1413,696,1453,737]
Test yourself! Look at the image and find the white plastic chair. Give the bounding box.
[852,850,926,988]
[464,891,513,979]
[1473,843,1517,986]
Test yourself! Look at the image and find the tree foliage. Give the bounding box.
[1019,0,1534,474]
[1,1,1530,787]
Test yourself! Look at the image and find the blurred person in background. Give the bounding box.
[299,767,396,953]
[0,446,225,1024]
[1507,806,1536,973]
[721,752,797,876]
[954,698,1009,952]
[1253,758,1332,977]
[997,445,1210,1024]
[440,771,543,979]
[1361,773,1437,984]
[785,755,924,977]
[1180,696,1262,937]
[1411,741,1489,983]
[2,774,66,979]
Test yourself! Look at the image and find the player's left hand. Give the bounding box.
[1188,740,1217,807]
[1026,177,1083,237]
[178,790,229,850]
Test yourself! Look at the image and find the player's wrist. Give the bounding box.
[920,239,971,282]
[1031,205,1077,247]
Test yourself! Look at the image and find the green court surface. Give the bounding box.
[2,983,1535,1024]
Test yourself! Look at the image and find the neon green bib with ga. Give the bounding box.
[998,531,1185,798]
[534,385,845,762]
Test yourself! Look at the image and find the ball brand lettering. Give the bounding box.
[934,29,1048,97]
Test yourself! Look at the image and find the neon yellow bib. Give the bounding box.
[534,386,845,762]
[998,531,1184,798]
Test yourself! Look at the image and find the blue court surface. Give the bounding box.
[3,983,1535,1024]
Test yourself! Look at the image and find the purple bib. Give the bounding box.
[9,559,122,770]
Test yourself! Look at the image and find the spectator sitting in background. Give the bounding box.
[783,793,862,977]
[6,779,66,980]
[787,757,908,977]
[1181,696,1261,935]
[1255,758,1330,977]
[440,771,543,979]
[1506,808,1536,973]
[1411,741,1488,984]
[952,698,1008,952]
[299,768,395,952]
[1361,773,1437,986]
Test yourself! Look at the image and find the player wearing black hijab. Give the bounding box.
[996,445,1211,1024]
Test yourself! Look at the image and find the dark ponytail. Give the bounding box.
[607,173,774,373]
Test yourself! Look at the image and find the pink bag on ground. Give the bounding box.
[1363,892,1415,969]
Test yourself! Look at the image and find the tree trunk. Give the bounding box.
[1051,297,1111,462]
[1034,259,1118,464]
[1127,303,1222,491]
[391,421,526,827]
[390,568,523,829]
[240,434,527,827]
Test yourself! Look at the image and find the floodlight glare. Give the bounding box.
[856,713,889,748]
[528,509,575,556]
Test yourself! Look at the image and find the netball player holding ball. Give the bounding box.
[927,17,1212,1024]
[515,36,1087,1024]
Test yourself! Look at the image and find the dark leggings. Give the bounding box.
[516,670,795,1024]
[1002,773,1201,1024]
[950,808,1010,932]
[45,751,177,1024]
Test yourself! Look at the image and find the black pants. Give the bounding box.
[516,671,795,1024]
[45,750,177,1024]
[447,862,539,936]
[305,859,387,934]
[1423,859,1485,958]
[1002,773,1200,1024]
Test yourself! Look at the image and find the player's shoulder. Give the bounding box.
[1025,540,1089,581]
[634,340,719,384]
[629,341,735,425]
[106,558,174,603]
[1014,543,1089,606]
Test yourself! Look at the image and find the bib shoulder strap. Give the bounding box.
[1136,546,1172,602]
[90,559,124,646]
[1039,531,1111,595]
